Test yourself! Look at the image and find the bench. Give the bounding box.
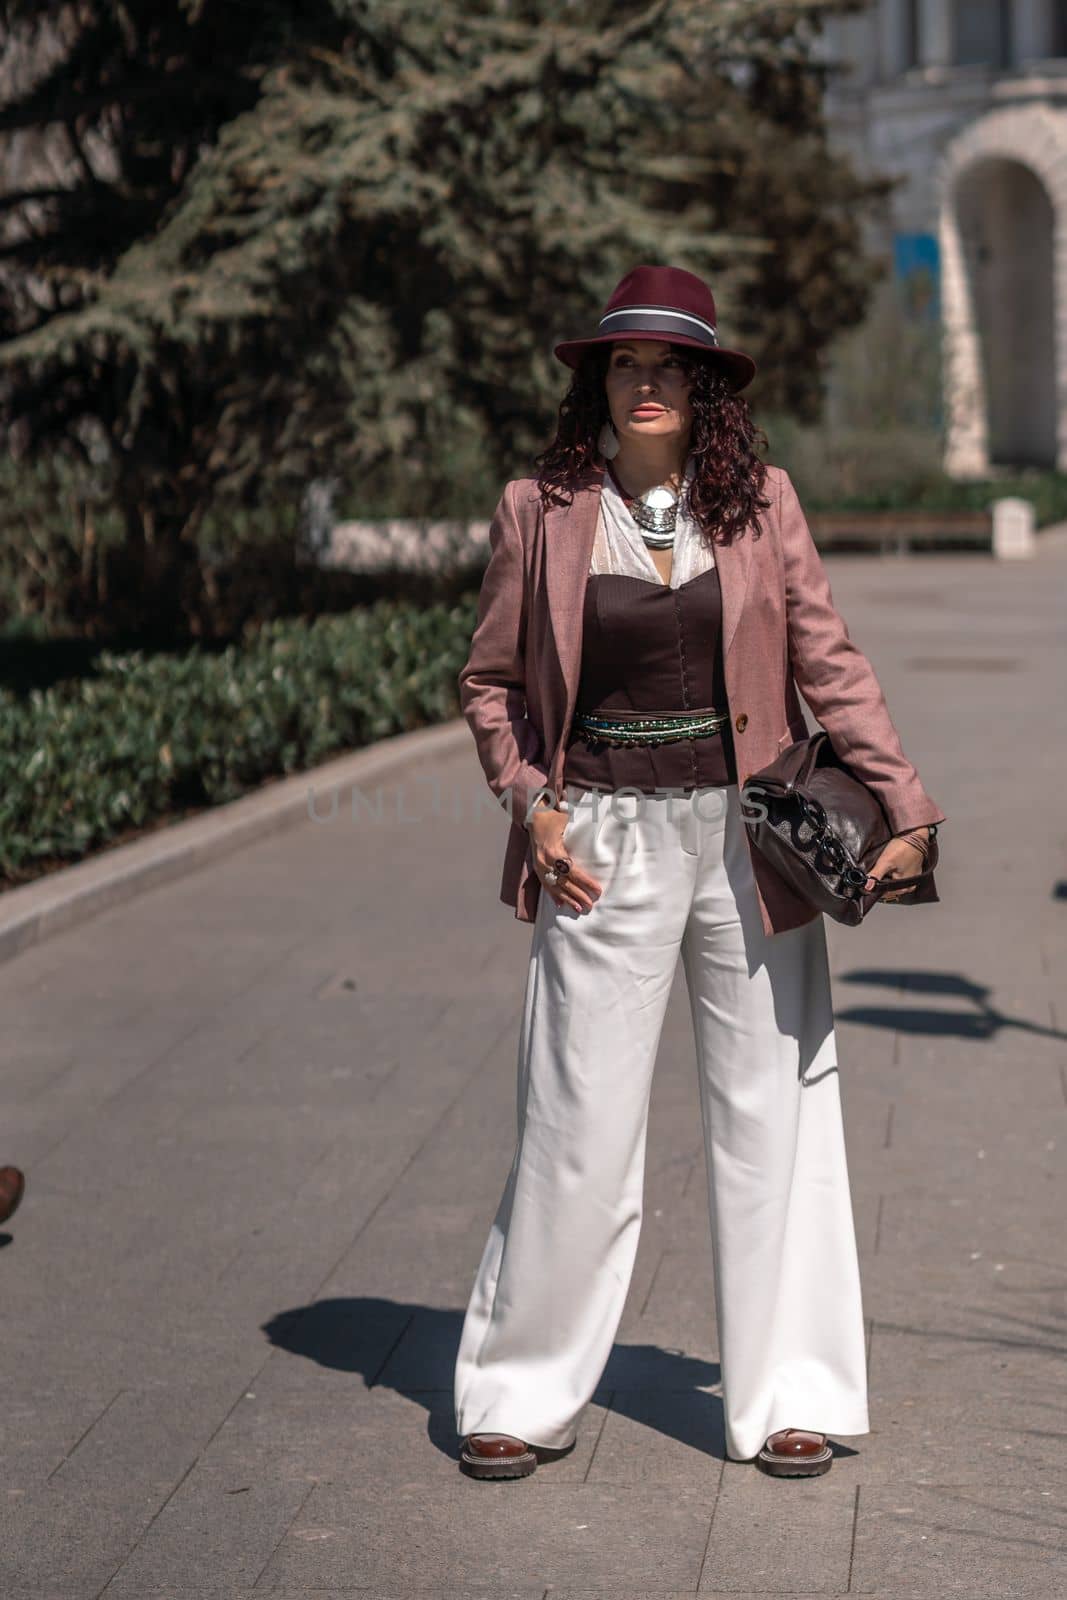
[806,509,993,557]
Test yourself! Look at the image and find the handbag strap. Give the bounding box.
[792,735,827,788]
[866,865,935,893]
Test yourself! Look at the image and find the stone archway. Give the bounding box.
[937,105,1067,477]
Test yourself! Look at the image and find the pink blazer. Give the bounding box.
[458,460,945,935]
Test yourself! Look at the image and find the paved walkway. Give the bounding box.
[1,545,1065,1599]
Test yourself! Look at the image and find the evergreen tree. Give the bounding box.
[0,0,883,635]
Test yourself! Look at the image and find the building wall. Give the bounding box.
[818,0,1067,475]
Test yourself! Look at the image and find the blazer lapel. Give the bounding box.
[544,465,604,730]
[716,511,755,665]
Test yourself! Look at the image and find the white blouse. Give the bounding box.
[589,454,717,587]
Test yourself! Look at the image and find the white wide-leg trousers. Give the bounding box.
[453,781,870,1461]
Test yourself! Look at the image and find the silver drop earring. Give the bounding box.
[597,419,620,460]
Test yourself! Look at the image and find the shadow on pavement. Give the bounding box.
[260,1296,790,1463]
[835,967,1067,1041]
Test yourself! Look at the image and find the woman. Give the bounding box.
[453,265,944,1480]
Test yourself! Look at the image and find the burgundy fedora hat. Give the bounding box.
[554,264,756,392]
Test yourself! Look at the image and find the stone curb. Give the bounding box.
[0,719,470,968]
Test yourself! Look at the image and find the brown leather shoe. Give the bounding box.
[756,1427,833,1477]
[0,1166,24,1226]
[459,1431,538,1479]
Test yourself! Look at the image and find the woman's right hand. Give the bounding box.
[529,805,602,915]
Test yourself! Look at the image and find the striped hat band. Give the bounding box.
[597,306,719,349]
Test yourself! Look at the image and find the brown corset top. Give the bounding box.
[562,566,738,794]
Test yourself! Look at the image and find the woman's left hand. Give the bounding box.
[864,828,932,902]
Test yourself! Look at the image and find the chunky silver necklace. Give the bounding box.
[630,485,680,547]
[609,464,682,548]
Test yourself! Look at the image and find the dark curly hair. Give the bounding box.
[532,343,771,546]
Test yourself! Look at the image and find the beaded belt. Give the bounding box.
[573,706,730,748]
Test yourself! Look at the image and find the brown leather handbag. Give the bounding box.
[739,731,939,926]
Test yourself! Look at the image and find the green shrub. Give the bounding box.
[0,595,478,885]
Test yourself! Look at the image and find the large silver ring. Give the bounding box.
[544,870,559,885]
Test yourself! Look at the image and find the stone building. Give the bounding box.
[819,1,1067,476]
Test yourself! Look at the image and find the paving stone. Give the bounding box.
[258,1480,713,1590]
[867,1323,1066,1406]
[872,1184,1065,1260]
[583,1389,724,1484]
[0,1378,125,1488]
[550,1593,839,1600]
[699,1468,857,1592]
[201,1382,611,1484]
[624,1243,720,1345]
[827,1404,1061,1492]
[108,1591,543,1600]
[99,1462,311,1591]
[0,1377,257,1592]
[849,1482,1067,1594]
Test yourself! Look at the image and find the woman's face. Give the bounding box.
[604,339,694,447]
